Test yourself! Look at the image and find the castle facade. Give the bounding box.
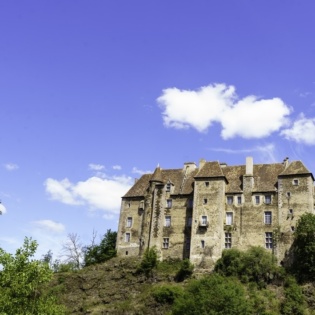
[116,157,314,268]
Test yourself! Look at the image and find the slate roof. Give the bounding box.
[122,160,313,197]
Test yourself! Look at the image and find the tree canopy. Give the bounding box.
[0,237,64,314]
[293,212,315,282]
[84,229,117,266]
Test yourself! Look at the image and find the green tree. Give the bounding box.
[292,213,315,282]
[84,229,117,266]
[0,237,65,314]
[215,246,283,287]
[138,246,158,277]
[280,276,306,315]
[172,274,250,315]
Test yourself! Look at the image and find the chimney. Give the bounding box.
[246,157,253,175]
[283,157,289,168]
[199,159,206,169]
[183,162,197,173]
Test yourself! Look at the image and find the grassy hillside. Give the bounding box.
[48,252,315,315]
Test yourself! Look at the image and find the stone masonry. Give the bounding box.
[116,157,315,269]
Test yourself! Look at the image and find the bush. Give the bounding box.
[215,246,284,287]
[175,259,194,282]
[280,276,306,315]
[172,274,250,315]
[152,285,183,304]
[138,247,158,277]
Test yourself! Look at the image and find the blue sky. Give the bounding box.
[0,1,315,259]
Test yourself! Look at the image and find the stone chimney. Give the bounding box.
[283,157,289,168]
[183,162,197,173]
[246,157,253,175]
[199,159,206,170]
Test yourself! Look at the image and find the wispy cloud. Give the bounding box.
[113,165,122,170]
[132,167,152,175]
[88,163,105,171]
[211,144,277,163]
[4,163,19,171]
[33,220,65,233]
[157,83,291,140]
[44,174,133,215]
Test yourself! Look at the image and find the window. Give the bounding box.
[201,215,207,225]
[255,196,260,205]
[227,196,233,205]
[293,179,299,186]
[287,192,291,198]
[264,211,272,225]
[126,201,130,208]
[203,198,208,204]
[166,199,172,208]
[126,217,132,228]
[226,212,233,225]
[265,232,272,249]
[125,233,131,242]
[205,181,209,187]
[166,183,171,192]
[187,217,192,227]
[201,240,205,249]
[291,226,295,232]
[289,209,294,215]
[237,196,242,205]
[225,233,232,248]
[163,238,169,249]
[165,215,171,227]
[265,195,271,204]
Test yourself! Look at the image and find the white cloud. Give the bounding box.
[211,143,277,163]
[4,163,19,171]
[44,178,83,205]
[0,203,7,214]
[33,220,65,233]
[113,165,122,170]
[281,114,315,145]
[89,163,105,171]
[157,84,291,139]
[44,174,133,215]
[132,167,152,175]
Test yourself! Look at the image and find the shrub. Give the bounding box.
[138,246,158,277]
[152,285,183,304]
[175,259,194,282]
[172,274,250,315]
[215,246,284,287]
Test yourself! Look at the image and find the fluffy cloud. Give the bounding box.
[33,220,65,233]
[0,203,7,214]
[4,163,19,171]
[44,178,83,205]
[157,84,291,139]
[281,114,315,145]
[44,174,133,214]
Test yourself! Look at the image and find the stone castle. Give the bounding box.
[116,157,314,268]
